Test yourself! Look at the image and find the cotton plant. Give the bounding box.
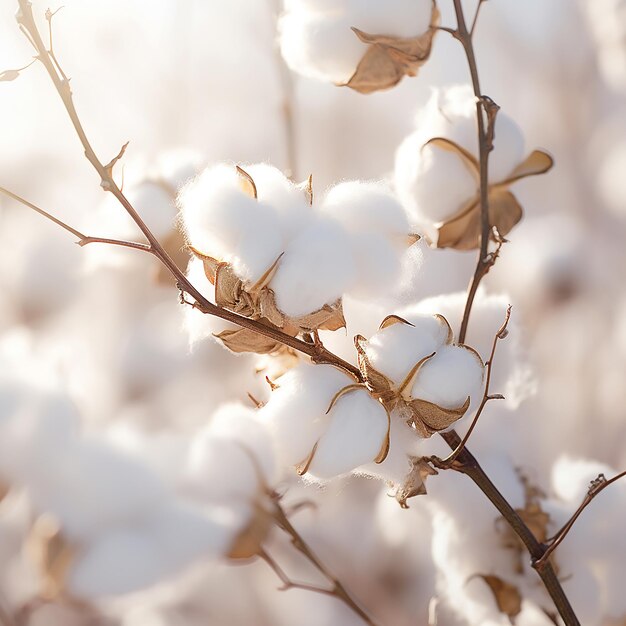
[1,0,622,625]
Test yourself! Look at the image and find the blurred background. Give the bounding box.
[0,0,625,625]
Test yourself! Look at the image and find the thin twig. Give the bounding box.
[440,4,580,624]
[14,0,361,379]
[0,186,154,255]
[432,305,510,468]
[470,0,487,38]
[259,548,338,598]
[534,469,626,571]
[271,501,378,626]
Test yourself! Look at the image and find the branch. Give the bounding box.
[271,500,378,626]
[13,0,361,380]
[0,186,154,255]
[431,305,510,469]
[533,469,626,572]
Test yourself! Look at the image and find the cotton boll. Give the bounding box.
[186,433,262,505]
[280,10,365,84]
[179,164,284,284]
[279,0,433,84]
[395,133,477,226]
[258,364,352,467]
[270,217,356,317]
[550,456,612,505]
[411,344,484,409]
[307,389,388,480]
[206,403,277,486]
[357,414,424,486]
[28,440,167,543]
[243,163,311,239]
[66,505,235,599]
[364,315,450,383]
[345,231,403,298]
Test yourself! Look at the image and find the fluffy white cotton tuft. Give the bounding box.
[411,344,484,409]
[258,364,352,467]
[270,217,356,317]
[364,315,450,383]
[186,403,276,503]
[308,388,388,479]
[279,0,433,84]
[178,164,284,284]
[395,85,526,228]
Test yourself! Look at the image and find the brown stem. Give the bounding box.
[272,501,378,626]
[14,0,361,380]
[440,4,580,624]
[433,306,510,468]
[449,0,494,345]
[534,469,626,571]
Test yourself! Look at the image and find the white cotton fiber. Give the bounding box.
[28,439,167,543]
[270,217,356,317]
[179,164,284,284]
[411,344,484,409]
[66,504,235,598]
[258,363,352,467]
[279,0,433,84]
[395,85,526,228]
[321,180,409,237]
[308,389,388,479]
[243,163,311,239]
[321,180,411,298]
[357,409,425,485]
[364,314,450,383]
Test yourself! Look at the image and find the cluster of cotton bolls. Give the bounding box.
[260,310,485,503]
[279,0,435,85]
[0,356,278,602]
[178,162,418,351]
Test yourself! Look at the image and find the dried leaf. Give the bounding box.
[214,263,246,311]
[433,314,453,345]
[409,396,470,437]
[394,457,438,508]
[342,2,439,94]
[189,246,221,284]
[435,187,523,251]
[374,405,391,464]
[397,352,436,398]
[228,505,272,560]
[296,441,319,476]
[250,254,283,293]
[473,574,522,623]
[0,69,21,82]
[498,150,554,186]
[406,233,421,246]
[518,502,550,544]
[236,165,258,199]
[305,174,313,206]
[214,326,285,355]
[292,300,346,332]
[423,137,480,177]
[27,514,74,600]
[325,383,367,414]
[378,314,414,330]
[354,335,395,404]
